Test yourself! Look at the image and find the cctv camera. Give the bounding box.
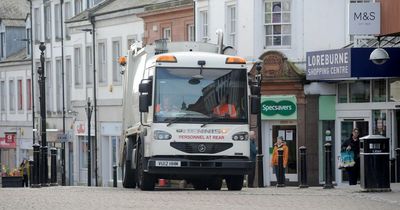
[369,48,390,65]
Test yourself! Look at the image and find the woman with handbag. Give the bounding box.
[341,128,360,185]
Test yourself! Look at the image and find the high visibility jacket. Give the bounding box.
[213,104,237,118]
[271,143,289,167]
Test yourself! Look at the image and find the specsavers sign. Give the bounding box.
[261,95,297,120]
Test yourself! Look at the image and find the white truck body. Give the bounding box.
[120,41,252,190]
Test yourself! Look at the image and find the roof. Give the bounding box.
[66,0,157,23]
[344,36,400,48]
[142,0,193,13]
[0,0,29,23]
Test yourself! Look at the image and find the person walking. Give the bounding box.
[341,128,360,185]
[20,159,29,187]
[248,131,257,187]
[271,136,289,184]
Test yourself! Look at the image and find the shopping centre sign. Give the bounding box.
[261,95,297,120]
[306,48,351,80]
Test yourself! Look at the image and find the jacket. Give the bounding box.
[341,136,360,160]
[271,142,289,167]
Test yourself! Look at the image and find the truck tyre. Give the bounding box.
[122,144,136,188]
[137,144,155,191]
[207,177,222,190]
[226,175,244,191]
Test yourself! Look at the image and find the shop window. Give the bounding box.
[372,79,386,102]
[372,110,386,136]
[79,136,88,169]
[349,80,370,103]
[338,83,348,103]
[389,78,400,102]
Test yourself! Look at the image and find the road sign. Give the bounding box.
[57,134,69,143]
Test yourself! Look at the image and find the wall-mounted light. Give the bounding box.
[370,37,390,65]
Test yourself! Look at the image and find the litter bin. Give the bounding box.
[360,135,391,192]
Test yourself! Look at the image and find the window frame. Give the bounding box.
[26,78,32,111]
[74,46,83,88]
[226,4,237,47]
[112,38,122,84]
[85,46,93,86]
[97,40,107,85]
[0,80,6,112]
[199,10,209,42]
[264,0,292,48]
[17,79,23,111]
[44,4,52,42]
[9,79,15,113]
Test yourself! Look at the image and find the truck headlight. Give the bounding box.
[232,132,248,141]
[154,130,172,140]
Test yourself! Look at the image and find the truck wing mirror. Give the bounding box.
[250,96,260,114]
[139,95,149,112]
[139,82,151,93]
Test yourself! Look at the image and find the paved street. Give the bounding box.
[1,184,399,210]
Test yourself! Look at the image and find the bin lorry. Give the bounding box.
[119,38,254,191]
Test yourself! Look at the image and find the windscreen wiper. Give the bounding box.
[200,117,221,128]
[166,118,182,127]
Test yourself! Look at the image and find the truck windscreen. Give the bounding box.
[154,67,248,124]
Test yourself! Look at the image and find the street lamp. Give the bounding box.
[255,63,264,187]
[38,42,49,186]
[85,97,93,186]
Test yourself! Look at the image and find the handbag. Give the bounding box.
[338,151,355,169]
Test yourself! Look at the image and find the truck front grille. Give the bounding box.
[170,142,233,154]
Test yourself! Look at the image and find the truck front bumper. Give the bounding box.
[145,156,253,176]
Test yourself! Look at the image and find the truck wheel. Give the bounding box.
[137,146,155,191]
[225,175,244,191]
[122,145,136,188]
[207,177,222,190]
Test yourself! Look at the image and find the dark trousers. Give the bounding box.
[347,159,360,185]
[274,166,286,183]
[248,163,255,187]
[23,174,28,187]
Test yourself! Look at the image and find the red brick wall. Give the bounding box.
[381,0,400,35]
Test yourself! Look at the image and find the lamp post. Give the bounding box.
[85,97,93,186]
[38,42,49,186]
[255,62,264,187]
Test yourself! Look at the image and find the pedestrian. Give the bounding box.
[271,136,289,184]
[341,128,360,185]
[248,131,257,187]
[20,159,29,187]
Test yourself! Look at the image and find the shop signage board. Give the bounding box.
[306,48,351,80]
[261,95,297,120]
[349,3,380,35]
[0,133,16,149]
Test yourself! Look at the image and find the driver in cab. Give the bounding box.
[155,96,178,113]
[213,95,237,118]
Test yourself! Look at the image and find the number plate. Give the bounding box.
[155,161,181,167]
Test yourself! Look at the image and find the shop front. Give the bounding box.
[306,47,400,185]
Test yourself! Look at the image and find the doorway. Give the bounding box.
[270,125,297,182]
[339,119,368,183]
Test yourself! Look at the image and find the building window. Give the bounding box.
[187,24,195,42]
[46,61,52,111]
[26,79,32,110]
[98,42,107,84]
[372,110,386,136]
[264,0,291,47]
[9,80,15,112]
[0,81,5,111]
[350,0,371,3]
[112,40,121,83]
[226,5,236,46]
[200,10,208,42]
[389,78,400,102]
[55,4,61,39]
[75,0,83,15]
[44,5,52,41]
[56,59,63,112]
[79,136,88,169]
[86,46,93,85]
[162,28,171,41]
[17,80,23,111]
[0,32,4,59]
[338,83,348,103]
[349,80,370,103]
[26,29,31,56]
[74,47,82,87]
[34,7,41,42]
[65,58,72,110]
[372,79,386,102]
[65,2,72,39]
[127,35,138,50]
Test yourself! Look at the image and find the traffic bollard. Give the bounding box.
[28,159,34,187]
[32,144,41,188]
[390,158,396,183]
[113,165,117,188]
[276,148,285,187]
[323,143,334,189]
[396,148,400,183]
[50,148,58,186]
[41,146,49,187]
[299,146,308,188]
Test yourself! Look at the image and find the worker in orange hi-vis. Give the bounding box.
[212,95,237,118]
